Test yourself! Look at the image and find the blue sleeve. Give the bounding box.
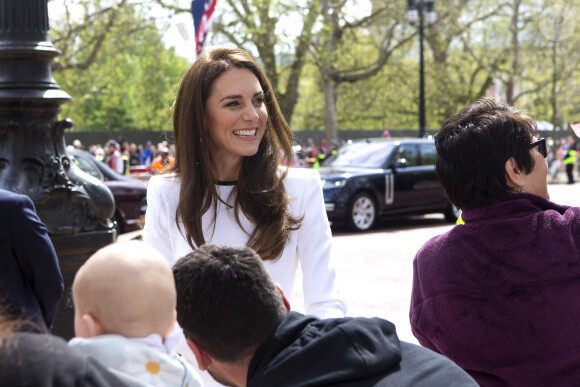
[13,195,64,328]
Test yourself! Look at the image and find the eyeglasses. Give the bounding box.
[528,138,547,158]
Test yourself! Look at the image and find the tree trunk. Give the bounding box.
[320,0,339,143]
[505,0,520,105]
[322,72,338,143]
[278,0,319,124]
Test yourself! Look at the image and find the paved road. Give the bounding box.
[292,181,580,345]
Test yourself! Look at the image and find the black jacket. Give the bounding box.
[247,312,477,386]
[0,189,64,330]
[0,333,126,386]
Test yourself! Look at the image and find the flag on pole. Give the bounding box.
[192,0,217,56]
[570,122,580,138]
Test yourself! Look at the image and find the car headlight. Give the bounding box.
[322,179,347,189]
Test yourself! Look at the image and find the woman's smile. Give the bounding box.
[205,68,267,178]
[233,128,258,138]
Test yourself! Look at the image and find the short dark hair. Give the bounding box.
[435,98,536,209]
[173,245,287,362]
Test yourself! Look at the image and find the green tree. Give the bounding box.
[416,0,505,124]
[311,0,414,142]
[154,0,319,125]
[215,0,320,124]
[52,5,189,131]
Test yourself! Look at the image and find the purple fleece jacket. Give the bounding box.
[410,193,580,386]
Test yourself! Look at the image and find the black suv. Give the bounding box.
[319,138,459,231]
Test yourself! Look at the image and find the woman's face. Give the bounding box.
[523,136,549,199]
[205,68,267,169]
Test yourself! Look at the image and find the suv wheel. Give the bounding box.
[348,193,377,232]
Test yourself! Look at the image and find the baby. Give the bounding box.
[69,241,202,387]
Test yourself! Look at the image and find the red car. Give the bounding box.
[68,148,147,234]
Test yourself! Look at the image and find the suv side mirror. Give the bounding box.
[394,158,408,168]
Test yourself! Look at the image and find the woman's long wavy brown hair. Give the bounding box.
[169,47,302,261]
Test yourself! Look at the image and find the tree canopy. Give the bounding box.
[50,0,189,132]
[47,0,580,141]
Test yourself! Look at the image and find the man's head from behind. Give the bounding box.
[173,244,288,365]
[72,241,176,339]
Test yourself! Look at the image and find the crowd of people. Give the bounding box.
[70,138,177,177]
[83,134,580,180]
[547,135,579,184]
[2,46,580,386]
[72,135,341,178]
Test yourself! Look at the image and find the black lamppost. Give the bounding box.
[406,0,436,138]
[0,0,116,338]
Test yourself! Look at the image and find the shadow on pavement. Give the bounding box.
[331,214,452,236]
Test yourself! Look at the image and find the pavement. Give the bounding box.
[291,218,451,345]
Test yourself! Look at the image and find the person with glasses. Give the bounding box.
[410,98,580,386]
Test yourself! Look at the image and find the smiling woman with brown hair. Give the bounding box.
[144,47,345,319]
[410,98,580,386]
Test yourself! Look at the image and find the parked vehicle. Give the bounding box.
[68,148,147,234]
[128,164,152,181]
[319,138,459,231]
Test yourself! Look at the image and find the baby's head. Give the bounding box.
[72,241,176,339]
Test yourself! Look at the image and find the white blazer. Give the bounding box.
[143,167,346,318]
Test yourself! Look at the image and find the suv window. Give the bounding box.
[420,143,437,165]
[326,141,395,168]
[72,154,103,180]
[397,144,419,167]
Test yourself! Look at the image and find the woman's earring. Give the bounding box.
[520,186,525,193]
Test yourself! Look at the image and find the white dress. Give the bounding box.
[143,167,346,318]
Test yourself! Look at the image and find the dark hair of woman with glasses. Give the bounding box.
[410,98,580,386]
[434,99,548,208]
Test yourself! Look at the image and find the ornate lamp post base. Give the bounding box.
[50,231,115,338]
